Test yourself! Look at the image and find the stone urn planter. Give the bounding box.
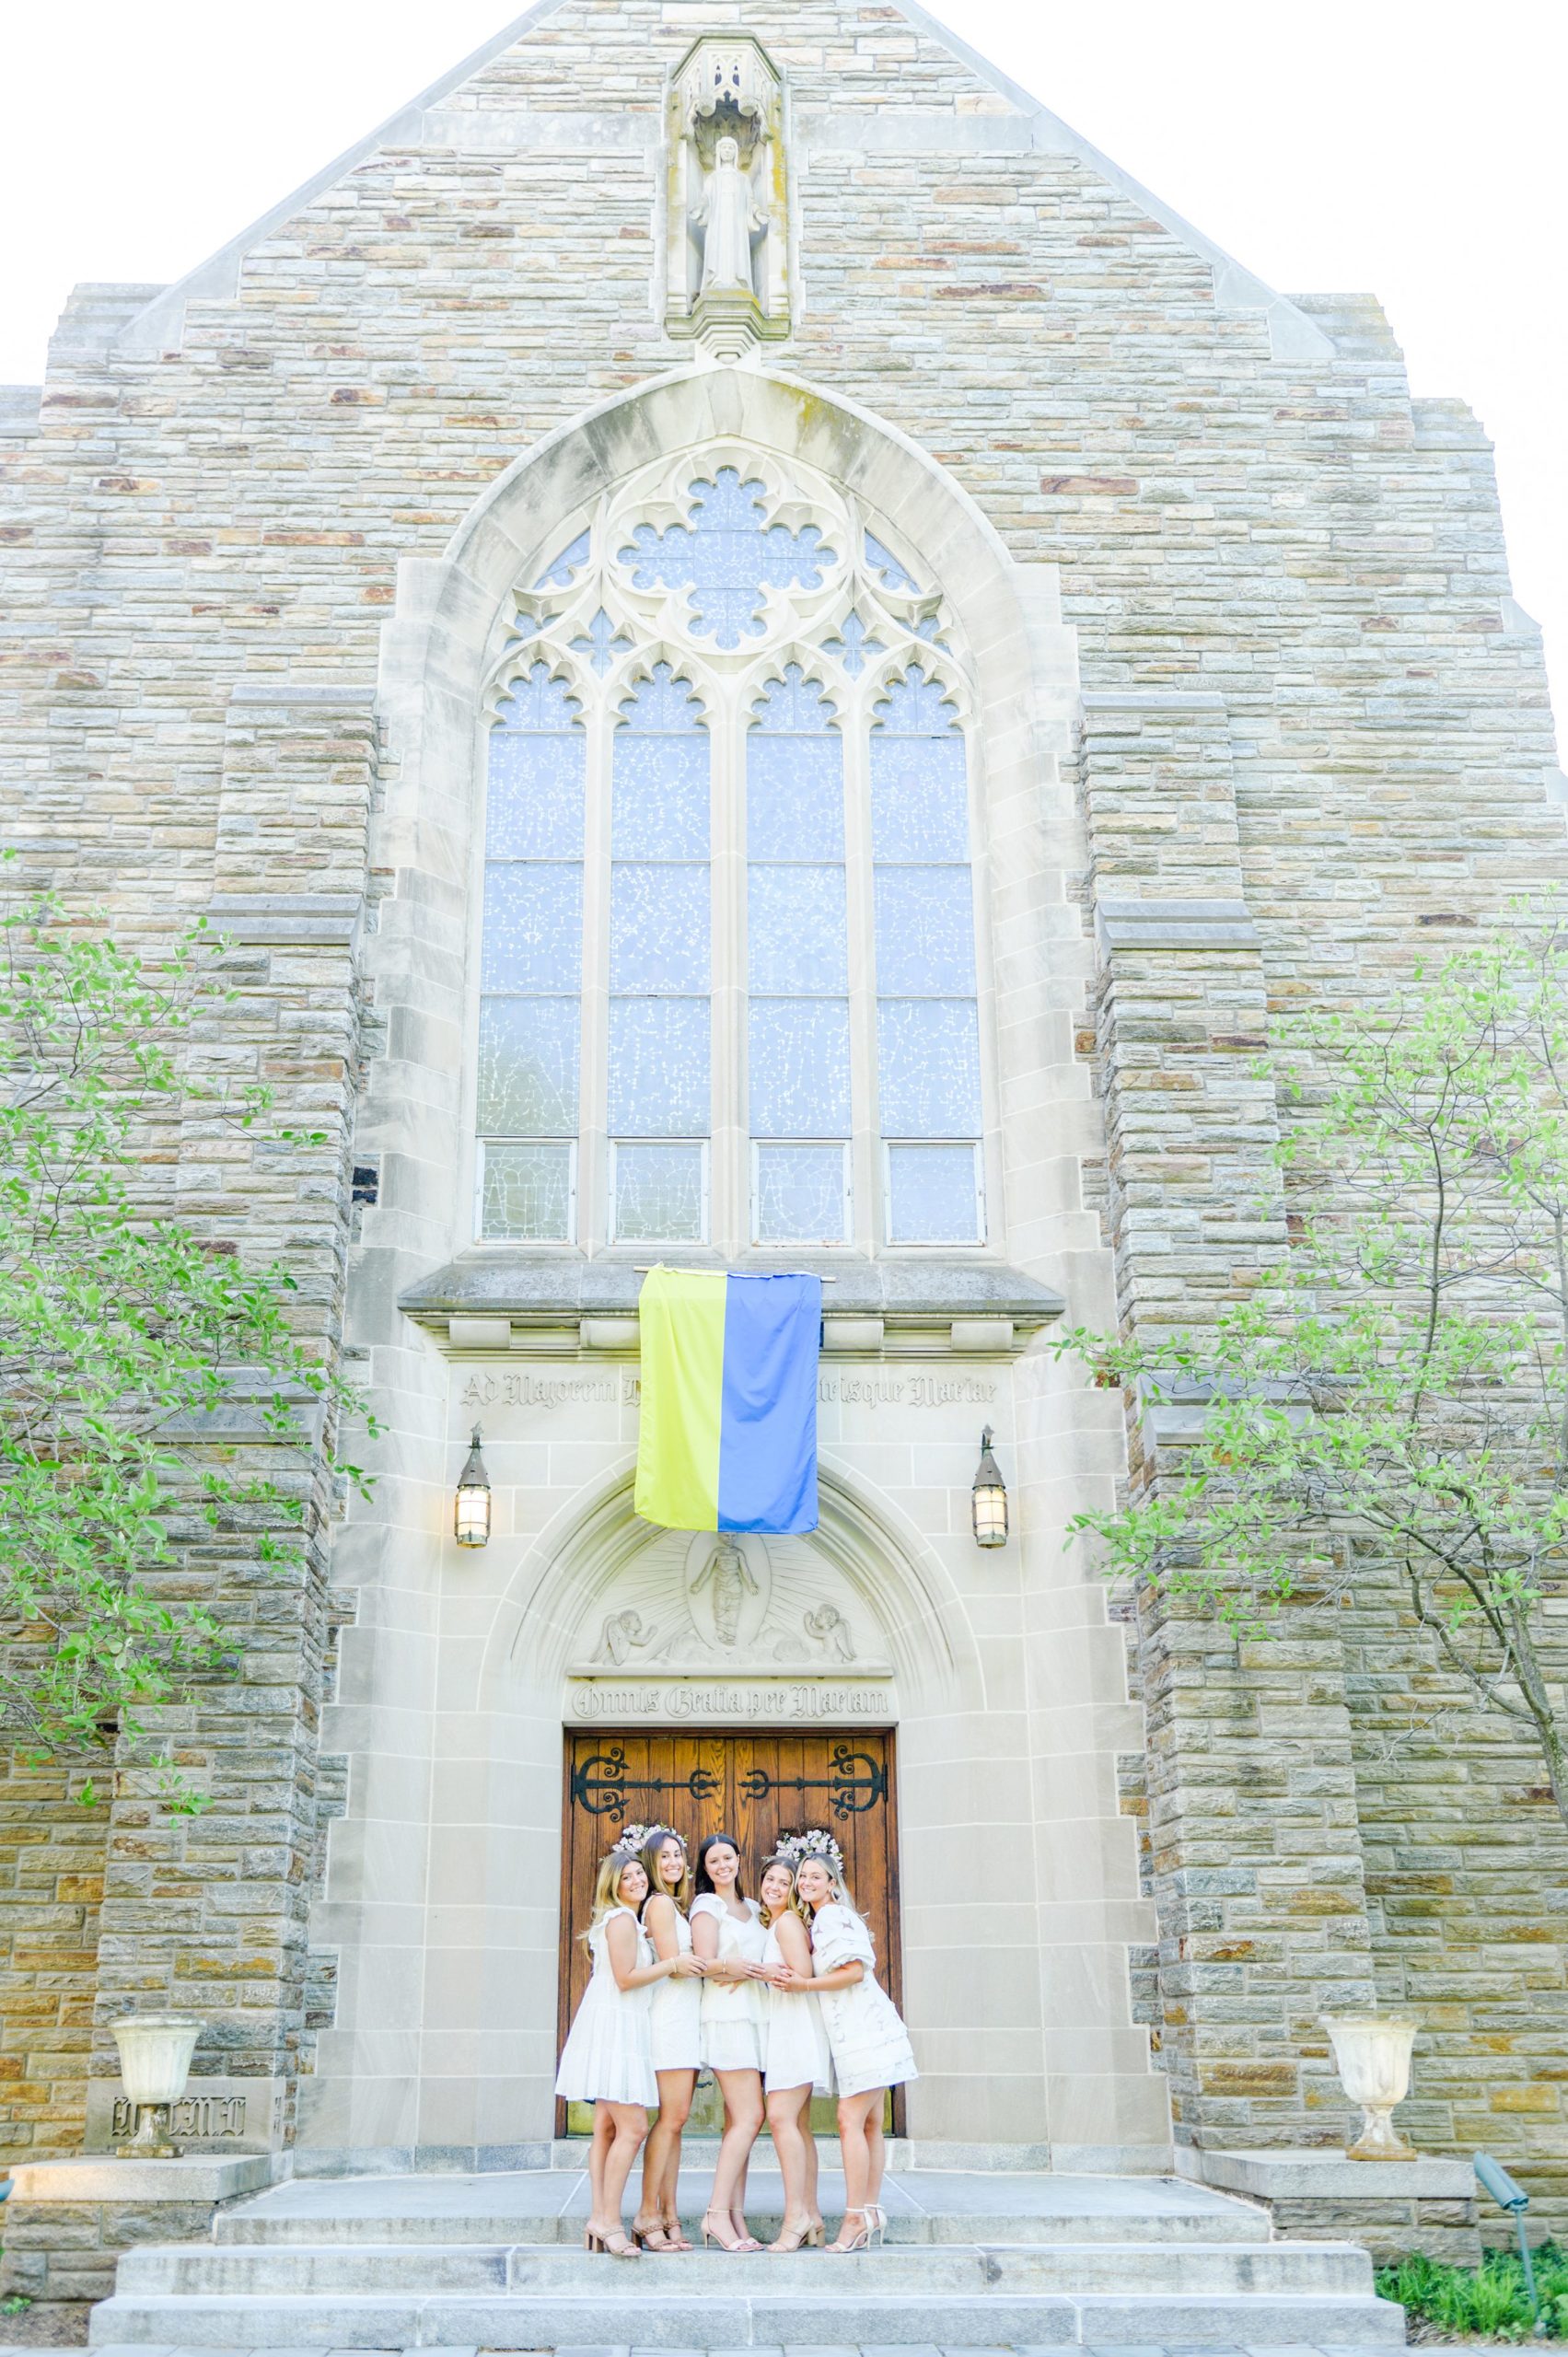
[110,2013,203,2157]
[1322,2012,1420,2161]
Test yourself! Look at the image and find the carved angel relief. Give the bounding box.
[666,35,791,359]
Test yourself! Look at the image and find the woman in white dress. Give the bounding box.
[632,1826,702,2252]
[555,1846,703,2258]
[790,1836,917,2254]
[690,1829,770,2251]
[756,1852,831,2252]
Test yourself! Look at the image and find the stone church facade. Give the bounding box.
[3,0,1564,2244]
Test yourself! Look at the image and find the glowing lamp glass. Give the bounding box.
[455,1428,492,1549]
[971,1425,1008,1549]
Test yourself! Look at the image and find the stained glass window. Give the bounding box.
[478,663,584,1240]
[747,668,850,1242]
[871,665,982,1243]
[476,471,990,1257]
[609,668,711,1240]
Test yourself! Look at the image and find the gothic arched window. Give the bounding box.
[474,452,989,1254]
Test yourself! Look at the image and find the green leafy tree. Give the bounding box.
[1060,912,1568,1835]
[0,877,371,1805]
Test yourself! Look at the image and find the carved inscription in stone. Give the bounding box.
[461,1369,996,1412]
[570,1679,889,1723]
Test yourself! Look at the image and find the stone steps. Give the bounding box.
[214,2201,1276,2247]
[87,2167,1408,2349]
[116,2235,1375,2297]
[88,2283,1405,2350]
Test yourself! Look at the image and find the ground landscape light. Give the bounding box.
[971,1425,1009,1549]
[455,1427,492,1548]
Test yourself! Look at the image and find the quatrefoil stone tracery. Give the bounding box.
[617,468,836,651]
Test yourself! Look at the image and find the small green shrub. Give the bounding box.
[1377,2243,1568,2340]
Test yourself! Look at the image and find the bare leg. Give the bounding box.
[640,2067,694,2240]
[706,2068,763,2244]
[865,2107,887,2207]
[587,2102,613,2230]
[591,2103,648,2238]
[803,2105,822,2231]
[833,2090,880,2233]
[766,2084,813,2244]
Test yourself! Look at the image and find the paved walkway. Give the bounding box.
[6,2343,1516,2357]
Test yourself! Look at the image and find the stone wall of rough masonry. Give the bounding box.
[0,0,1564,2207]
[0,1755,108,2163]
[1345,1569,1568,2231]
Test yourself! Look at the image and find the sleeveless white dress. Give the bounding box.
[810,1902,917,2098]
[692,1892,766,2073]
[645,1897,702,2073]
[554,1904,657,2107]
[761,1917,834,2096]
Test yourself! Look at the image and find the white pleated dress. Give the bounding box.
[760,1919,834,2096]
[810,1903,918,2099]
[692,1892,766,2073]
[554,1904,657,2107]
[645,1898,702,2073]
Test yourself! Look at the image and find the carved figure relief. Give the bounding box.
[665,35,791,356]
[595,1608,658,1667]
[689,1535,759,1646]
[804,1601,857,1663]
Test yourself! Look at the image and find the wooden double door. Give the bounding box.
[558,1728,900,2134]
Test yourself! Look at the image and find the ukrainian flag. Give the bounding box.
[634,1269,821,1535]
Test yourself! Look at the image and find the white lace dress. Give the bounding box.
[761,1917,834,2096]
[692,1892,766,2073]
[554,1904,657,2107]
[810,1902,918,2099]
[645,1898,702,2073]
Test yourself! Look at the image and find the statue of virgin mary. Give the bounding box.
[695,135,764,297]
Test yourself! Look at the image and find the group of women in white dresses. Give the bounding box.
[554,1823,917,2258]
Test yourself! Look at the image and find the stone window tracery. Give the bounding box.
[476,448,987,1253]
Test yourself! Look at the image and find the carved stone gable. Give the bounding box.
[665,34,791,360]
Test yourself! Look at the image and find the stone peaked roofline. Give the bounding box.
[114,0,1334,364]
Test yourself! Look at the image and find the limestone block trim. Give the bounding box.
[1096,898,1261,956]
[208,893,365,947]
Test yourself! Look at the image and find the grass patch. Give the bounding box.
[1378,2244,1568,2340]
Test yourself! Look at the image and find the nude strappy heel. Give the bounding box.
[701,2208,755,2252]
[584,2225,641,2258]
[825,2207,871,2253]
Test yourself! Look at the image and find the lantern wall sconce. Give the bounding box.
[455,1427,492,1548]
[971,1426,1009,1548]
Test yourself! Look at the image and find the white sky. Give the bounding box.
[3,0,1563,737]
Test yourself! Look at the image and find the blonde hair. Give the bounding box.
[583,1847,645,1943]
[797,1852,860,1920]
[640,1829,691,1910]
[756,1852,809,1929]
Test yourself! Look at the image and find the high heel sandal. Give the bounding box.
[825,2208,871,2254]
[584,2226,642,2258]
[663,2217,693,2252]
[865,2203,888,2246]
[701,2208,757,2252]
[767,2215,816,2253]
[632,2220,677,2251]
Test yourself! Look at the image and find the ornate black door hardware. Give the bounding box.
[571,1740,885,1821]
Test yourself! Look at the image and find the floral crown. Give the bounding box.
[613,1822,681,1855]
[777,1826,843,1871]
